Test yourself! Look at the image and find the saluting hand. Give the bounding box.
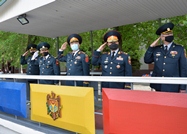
[98,42,107,51]
[31,51,39,60]
[150,37,161,47]
[60,42,68,51]
[22,51,29,56]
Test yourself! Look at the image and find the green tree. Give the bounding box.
[0,15,187,73]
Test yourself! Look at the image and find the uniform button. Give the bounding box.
[164,56,166,58]
[163,63,165,65]
[70,64,72,66]
[110,67,112,69]
[43,68,44,69]
[110,72,112,74]
[162,76,164,77]
[111,62,113,64]
[42,72,43,74]
[69,69,71,70]
[163,69,165,71]
[68,73,70,75]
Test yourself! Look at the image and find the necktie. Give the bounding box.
[164,46,168,54]
[111,52,115,59]
[43,57,46,63]
[72,53,74,58]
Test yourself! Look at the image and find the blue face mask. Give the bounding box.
[70,43,79,51]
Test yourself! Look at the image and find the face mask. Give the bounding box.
[71,43,79,51]
[42,52,48,56]
[165,36,174,43]
[109,43,119,50]
[30,52,35,55]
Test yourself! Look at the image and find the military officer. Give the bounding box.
[57,34,90,86]
[37,42,60,85]
[92,30,132,89]
[20,44,39,83]
[144,22,186,92]
[20,44,40,101]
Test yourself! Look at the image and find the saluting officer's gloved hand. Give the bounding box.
[31,51,39,60]
[83,81,89,87]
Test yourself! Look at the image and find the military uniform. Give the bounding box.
[37,42,60,85]
[58,51,90,86]
[20,44,39,83]
[144,23,186,92]
[92,30,132,89]
[57,34,90,86]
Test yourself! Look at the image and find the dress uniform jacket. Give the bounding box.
[20,55,39,83]
[92,50,132,89]
[144,43,186,92]
[38,54,60,85]
[20,55,40,75]
[58,50,90,86]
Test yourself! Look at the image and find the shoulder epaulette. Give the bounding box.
[78,51,87,55]
[102,52,107,54]
[156,44,162,47]
[118,51,128,55]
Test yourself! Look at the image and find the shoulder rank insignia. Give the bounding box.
[124,52,128,55]
[79,51,85,54]
[46,91,62,120]
[120,51,127,55]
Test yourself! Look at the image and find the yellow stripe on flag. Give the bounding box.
[30,84,95,134]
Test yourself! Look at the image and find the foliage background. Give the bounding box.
[0,15,187,73]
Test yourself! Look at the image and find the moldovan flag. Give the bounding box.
[30,84,95,134]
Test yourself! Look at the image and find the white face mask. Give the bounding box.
[70,43,79,51]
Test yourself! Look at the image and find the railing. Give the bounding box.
[0,73,187,85]
[0,73,187,134]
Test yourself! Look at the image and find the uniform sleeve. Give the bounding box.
[124,54,132,89]
[179,47,186,90]
[53,58,60,84]
[81,54,90,76]
[57,51,67,62]
[91,50,101,66]
[20,55,27,65]
[144,47,155,64]
[125,55,132,76]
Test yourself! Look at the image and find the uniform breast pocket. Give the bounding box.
[73,59,82,66]
[46,62,53,69]
[167,55,180,63]
[154,54,161,62]
[114,60,124,70]
[101,60,109,69]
